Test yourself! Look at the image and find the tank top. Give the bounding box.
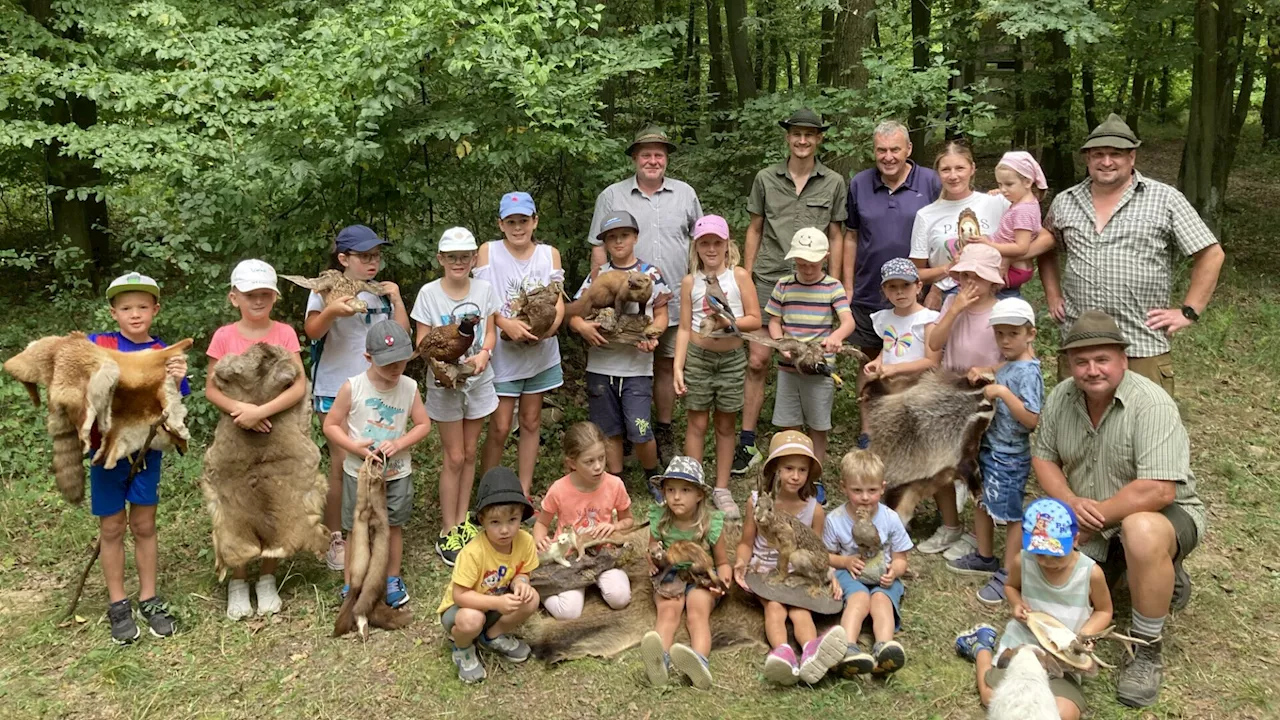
[997,551,1097,653]
[474,241,563,383]
[341,373,417,481]
[748,491,818,572]
[689,267,745,339]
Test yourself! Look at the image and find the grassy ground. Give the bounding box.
[2,132,1279,719]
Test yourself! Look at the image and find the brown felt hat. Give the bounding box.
[1060,310,1130,351]
[1080,113,1141,151]
[626,125,677,156]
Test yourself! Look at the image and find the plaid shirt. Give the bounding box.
[1033,371,1206,562]
[1047,170,1218,358]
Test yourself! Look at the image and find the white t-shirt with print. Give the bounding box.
[908,192,1010,291]
[870,307,940,365]
[306,290,395,399]
[410,278,501,390]
[823,502,915,559]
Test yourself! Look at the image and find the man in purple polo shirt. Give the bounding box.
[842,120,942,358]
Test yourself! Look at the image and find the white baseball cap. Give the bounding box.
[989,297,1037,327]
[230,259,279,294]
[106,272,160,301]
[784,227,830,262]
[438,227,478,253]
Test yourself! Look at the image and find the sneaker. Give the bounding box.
[1116,633,1163,708]
[226,579,253,621]
[138,596,176,638]
[947,551,1000,577]
[670,643,713,690]
[918,525,964,555]
[452,644,486,683]
[1172,556,1192,610]
[837,643,876,677]
[458,513,481,542]
[814,482,827,506]
[386,576,409,608]
[763,645,800,686]
[730,443,762,477]
[711,488,741,521]
[107,599,140,645]
[977,569,1008,605]
[640,631,670,687]
[943,533,979,561]
[255,574,282,615]
[872,640,906,674]
[478,632,531,662]
[954,624,998,662]
[436,526,467,567]
[339,584,349,600]
[325,531,345,571]
[798,626,848,684]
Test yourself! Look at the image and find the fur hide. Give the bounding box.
[198,342,329,579]
[334,456,411,638]
[988,646,1061,720]
[3,332,192,504]
[862,369,995,524]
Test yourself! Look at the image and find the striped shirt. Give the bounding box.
[998,551,1096,653]
[1047,170,1219,358]
[765,273,850,371]
[1033,371,1206,562]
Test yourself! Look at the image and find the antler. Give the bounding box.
[1073,626,1152,668]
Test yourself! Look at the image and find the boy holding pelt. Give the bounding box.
[323,321,431,608]
[569,210,672,496]
[89,273,190,644]
[437,467,540,684]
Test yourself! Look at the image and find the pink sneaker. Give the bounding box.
[763,644,800,685]
[799,626,849,684]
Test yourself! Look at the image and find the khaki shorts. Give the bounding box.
[753,275,779,318]
[656,326,679,359]
[1099,502,1199,587]
[772,370,834,431]
[985,667,1085,714]
[1057,352,1174,396]
[684,344,747,413]
[341,471,413,532]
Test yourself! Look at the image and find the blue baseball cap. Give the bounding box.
[335,225,389,253]
[499,192,537,219]
[1022,498,1078,557]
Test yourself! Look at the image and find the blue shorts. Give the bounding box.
[979,447,1031,523]
[314,395,335,414]
[585,372,653,444]
[494,364,564,398]
[835,569,904,631]
[89,450,163,517]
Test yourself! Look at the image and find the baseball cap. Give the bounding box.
[1022,498,1077,557]
[230,259,280,294]
[784,227,829,263]
[335,225,389,253]
[365,320,415,366]
[989,297,1037,327]
[880,258,919,284]
[596,210,640,241]
[106,272,160,301]
[499,192,537,219]
[438,227,478,253]
[693,214,730,241]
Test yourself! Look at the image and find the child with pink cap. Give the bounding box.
[971,151,1047,293]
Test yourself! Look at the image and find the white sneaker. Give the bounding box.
[943,533,979,561]
[325,532,345,571]
[255,574,282,615]
[226,579,253,620]
[918,525,964,555]
[954,480,970,513]
[712,488,741,521]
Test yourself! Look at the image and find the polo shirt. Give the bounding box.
[845,161,941,308]
[746,159,848,283]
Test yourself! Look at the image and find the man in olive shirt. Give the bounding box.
[1032,310,1204,709]
[737,108,848,476]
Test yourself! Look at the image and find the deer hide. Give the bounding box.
[198,342,328,579]
[3,332,193,504]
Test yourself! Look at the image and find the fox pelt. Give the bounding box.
[3,332,193,504]
[862,369,995,525]
[334,456,412,638]
[198,342,329,579]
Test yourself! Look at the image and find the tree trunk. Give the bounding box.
[1082,61,1098,129]
[1180,0,1240,234]
[1158,21,1176,122]
[833,0,875,89]
[685,0,700,109]
[1038,31,1076,190]
[753,0,767,90]
[767,37,778,93]
[1126,69,1146,134]
[908,0,932,149]
[1141,75,1156,112]
[706,0,731,116]
[1013,39,1030,147]
[785,49,794,89]
[1264,19,1280,147]
[818,10,836,85]
[1215,32,1259,194]
[724,0,757,102]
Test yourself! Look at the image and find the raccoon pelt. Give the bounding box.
[988,646,1061,720]
[862,369,994,525]
[3,332,193,504]
[334,456,411,638]
[198,342,329,579]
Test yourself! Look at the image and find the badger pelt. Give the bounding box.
[199,342,329,579]
[862,369,994,525]
[988,645,1061,720]
[334,456,411,639]
[3,332,193,504]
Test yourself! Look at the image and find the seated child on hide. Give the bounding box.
[438,468,540,684]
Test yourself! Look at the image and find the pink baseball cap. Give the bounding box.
[693,214,730,240]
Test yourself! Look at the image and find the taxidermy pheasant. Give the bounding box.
[417,315,480,365]
[280,270,387,312]
[741,335,867,386]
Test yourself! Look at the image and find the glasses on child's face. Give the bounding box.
[350,251,382,264]
[440,253,474,266]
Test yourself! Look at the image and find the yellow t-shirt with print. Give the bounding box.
[437,530,539,615]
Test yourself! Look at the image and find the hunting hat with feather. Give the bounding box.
[763,430,823,483]
[474,467,534,520]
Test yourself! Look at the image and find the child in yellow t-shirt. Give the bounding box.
[437,467,540,683]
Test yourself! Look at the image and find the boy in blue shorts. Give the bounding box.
[88,273,190,644]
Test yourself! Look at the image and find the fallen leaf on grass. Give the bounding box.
[281,671,297,684]
[289,652,308,663]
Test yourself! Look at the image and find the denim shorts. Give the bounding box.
[978,447,1031,524]
[585,372,654,443]
[834,568,904,631]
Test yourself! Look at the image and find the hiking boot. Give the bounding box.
[325,531,345,571]
[763,644,800,686]
[730,443,762,477]
[976,569,1008,606]
[107,599,140,645]
[226,579,253,621]
[385,576,409,608]
[711,488,741,521]
[954,624,997,662]
[1116,633,1163,708]
[947,551,1000,577]
[255,574,282,615]
[872,640,906,674]
[436,525,468,567]
[798,626,847,684]
[452,644,486,683]
[640,631,670,687]
[918,525,964,555]
[138,596,176,638]
[478,632,531,662]
[837,643,876,677]
[943,532,979,561]
[670,642,713,690]
[1172,556,1192,611]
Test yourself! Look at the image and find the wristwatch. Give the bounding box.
[1180,305,1200,322]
